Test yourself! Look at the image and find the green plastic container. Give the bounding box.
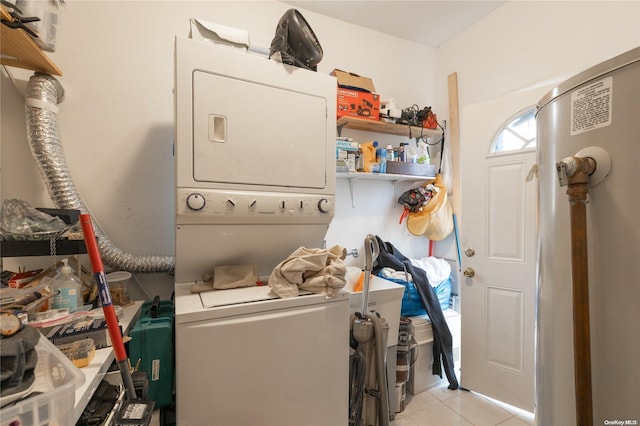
[128,297,174,408]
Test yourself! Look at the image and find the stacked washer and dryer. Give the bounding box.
[172,36,350,425]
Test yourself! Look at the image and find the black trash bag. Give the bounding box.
[269,9,323,71]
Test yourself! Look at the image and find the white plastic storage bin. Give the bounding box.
[0,334,85,426]
[407,309,460,395]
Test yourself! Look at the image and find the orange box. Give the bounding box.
[332,69,380,121]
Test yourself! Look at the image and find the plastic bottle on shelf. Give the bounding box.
[359,141,379,172]
[50,258,83,310]
[376,147,387,173]
[417,141,430,164]
[406,144,418,163]
[398,143,408,162]
[386,145,396,162]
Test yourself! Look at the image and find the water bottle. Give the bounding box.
[51,258,83,310]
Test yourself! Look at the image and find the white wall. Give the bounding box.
[431,0,640,260]
[1,1,436,292]
[5,1,637,293]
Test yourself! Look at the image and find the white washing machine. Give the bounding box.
[173,36,348,425]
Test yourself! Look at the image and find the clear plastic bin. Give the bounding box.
[105,271,132,307]
[0,334,85,426]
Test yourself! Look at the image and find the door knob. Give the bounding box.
[463,267,475,278]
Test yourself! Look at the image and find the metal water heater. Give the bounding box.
[536,47,640,425]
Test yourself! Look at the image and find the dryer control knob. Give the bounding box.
[186,193,206,211]
[317,198,332,213]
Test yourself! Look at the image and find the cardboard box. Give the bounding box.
[332,69,380,121]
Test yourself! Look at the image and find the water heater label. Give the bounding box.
[570,76,612,135]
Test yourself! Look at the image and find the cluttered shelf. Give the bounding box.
[337,116,442,139]
[0,4,62,75]
[72,300,143,424]
[0,300,143,426]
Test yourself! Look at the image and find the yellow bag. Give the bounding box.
[406,174,454,240]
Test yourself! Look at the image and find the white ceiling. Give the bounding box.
[283,1,505,48]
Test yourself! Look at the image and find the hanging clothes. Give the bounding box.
[372,236,459,390]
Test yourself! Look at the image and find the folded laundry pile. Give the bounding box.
[269,245,347,298]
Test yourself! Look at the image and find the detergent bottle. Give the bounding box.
[417,140,430,164]
[50,258,83,310]
[359,141,379,172]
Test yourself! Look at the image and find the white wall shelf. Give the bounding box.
[337,116,442,139]
[337,171,435,182]
[337,172,435,207]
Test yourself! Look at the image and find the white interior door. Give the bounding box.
[458,86,552,412]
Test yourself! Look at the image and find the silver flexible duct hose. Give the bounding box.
[24,72,175,273]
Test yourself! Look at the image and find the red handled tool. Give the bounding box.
[80,214,137,400]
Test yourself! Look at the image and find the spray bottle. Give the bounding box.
[417,140,430,164]
[50,258,83,310]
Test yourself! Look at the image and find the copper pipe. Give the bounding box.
[563,156,595,426]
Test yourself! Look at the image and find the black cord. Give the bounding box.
[438,128,445,174]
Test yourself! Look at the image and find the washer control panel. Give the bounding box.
[177,188,334,225]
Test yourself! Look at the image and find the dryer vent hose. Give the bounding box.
[24,73,175,274]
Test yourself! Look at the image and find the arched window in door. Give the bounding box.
[490,107,536,154]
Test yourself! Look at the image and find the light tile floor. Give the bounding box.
[150,385,534,426]
[390,383,534,426]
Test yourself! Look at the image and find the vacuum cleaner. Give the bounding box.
[349,234,391,426]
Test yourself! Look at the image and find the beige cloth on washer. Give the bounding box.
[268,245,347,298]
[213,264,259,289]
[189,264,259,293]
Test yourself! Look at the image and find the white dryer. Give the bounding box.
[173,36,348,425]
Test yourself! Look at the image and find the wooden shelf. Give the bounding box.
[337,116,441,139]
[0,5,62,75]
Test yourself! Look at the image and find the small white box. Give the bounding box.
[407,310,460,395]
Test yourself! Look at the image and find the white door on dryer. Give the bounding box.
[192,69,329,190]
